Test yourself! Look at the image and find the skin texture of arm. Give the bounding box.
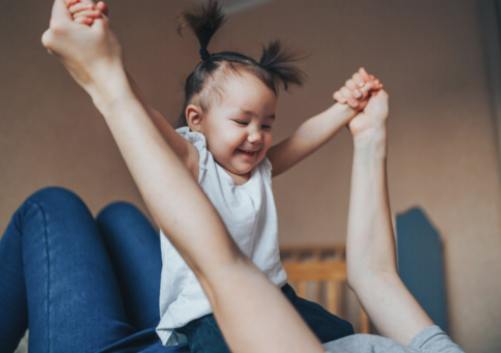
[267,102,356,176]
[126,71,199,177]
[346,90,434,345]
[42,2,325,353]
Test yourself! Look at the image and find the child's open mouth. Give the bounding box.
[237,149,258,157]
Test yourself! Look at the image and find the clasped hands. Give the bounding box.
[41,0,122,94]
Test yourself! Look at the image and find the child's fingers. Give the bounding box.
[341,87,354,100]
[358,67,371,82]
[342,87,364,109]
[96,1,109,16]
[344,79,360,94]
[74,16,94,25]
[347,97,359,109]
[352,73,365,88]
[333,90,347,103]
[345,80,363,99]
[66,0,81,7]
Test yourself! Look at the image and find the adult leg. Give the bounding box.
[0,186,134,353]
[96,201,162,330]
[0,204,28,352]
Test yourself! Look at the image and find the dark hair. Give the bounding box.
[176,0,306,127]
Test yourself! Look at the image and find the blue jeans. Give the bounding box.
[177,284,354,353]
[0,186,188,353]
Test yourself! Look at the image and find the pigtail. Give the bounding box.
[259,40,306,91]
[177,0,226,60]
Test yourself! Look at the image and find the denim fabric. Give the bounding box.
[177,283,354,353]
[0,186,188,353]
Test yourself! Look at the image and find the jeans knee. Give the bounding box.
[11,186,92,245]
[25,186,84,209]
[96,201,141,225]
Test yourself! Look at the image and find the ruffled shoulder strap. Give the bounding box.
[176,127,209,182]
[259,157,273,180]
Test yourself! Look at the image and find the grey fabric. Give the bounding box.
[323,325,465,353]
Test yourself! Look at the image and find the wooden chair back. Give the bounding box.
[280,245,369,333]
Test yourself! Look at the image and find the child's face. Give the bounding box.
[193,71,277,179]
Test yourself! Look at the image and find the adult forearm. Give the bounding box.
[345,129,433,343]
[346,130,396,287]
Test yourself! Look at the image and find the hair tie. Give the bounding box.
[199,47,211,61]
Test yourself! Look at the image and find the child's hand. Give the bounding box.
[333,68,383,112]
[66,0,108,26]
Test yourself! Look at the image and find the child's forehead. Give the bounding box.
[217,75,276,105]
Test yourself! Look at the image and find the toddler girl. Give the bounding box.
[67,1,382,352]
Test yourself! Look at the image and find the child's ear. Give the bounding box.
[185,104,204,132]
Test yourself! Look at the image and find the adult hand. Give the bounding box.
[41,0,123,95]
[348,89,389,139]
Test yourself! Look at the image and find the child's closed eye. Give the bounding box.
[233,120,250,126]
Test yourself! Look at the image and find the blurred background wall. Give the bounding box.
[1,0,500,352]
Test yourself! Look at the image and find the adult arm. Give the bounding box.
[127,71,199,175]
[41,2,324,353]
[345,90,433,345]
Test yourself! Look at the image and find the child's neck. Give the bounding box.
[225,168,252,185]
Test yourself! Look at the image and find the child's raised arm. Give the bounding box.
[267,68,381,176]
[345,90,434,345]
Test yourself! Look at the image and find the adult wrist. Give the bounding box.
[86,63,132,111]
[353,128,388,158]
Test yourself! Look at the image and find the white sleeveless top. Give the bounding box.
[156,127,288,345]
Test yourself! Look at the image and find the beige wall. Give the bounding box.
[1,0,500,352]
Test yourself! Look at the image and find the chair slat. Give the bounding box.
[281,245,370,333]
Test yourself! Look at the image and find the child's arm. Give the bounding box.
[345,90,433,345]
[267,68,380,176]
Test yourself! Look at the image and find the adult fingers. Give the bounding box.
[73,9,102,20]
[68,2,95,15]
[51,0,72,25]
[91,13,110,32]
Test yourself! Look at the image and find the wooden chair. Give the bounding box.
[280,245,370,333]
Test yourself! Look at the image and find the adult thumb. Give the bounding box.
[41,29,54,53]
[50,0,72,25]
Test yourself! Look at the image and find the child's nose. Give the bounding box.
[248,129,263,144]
